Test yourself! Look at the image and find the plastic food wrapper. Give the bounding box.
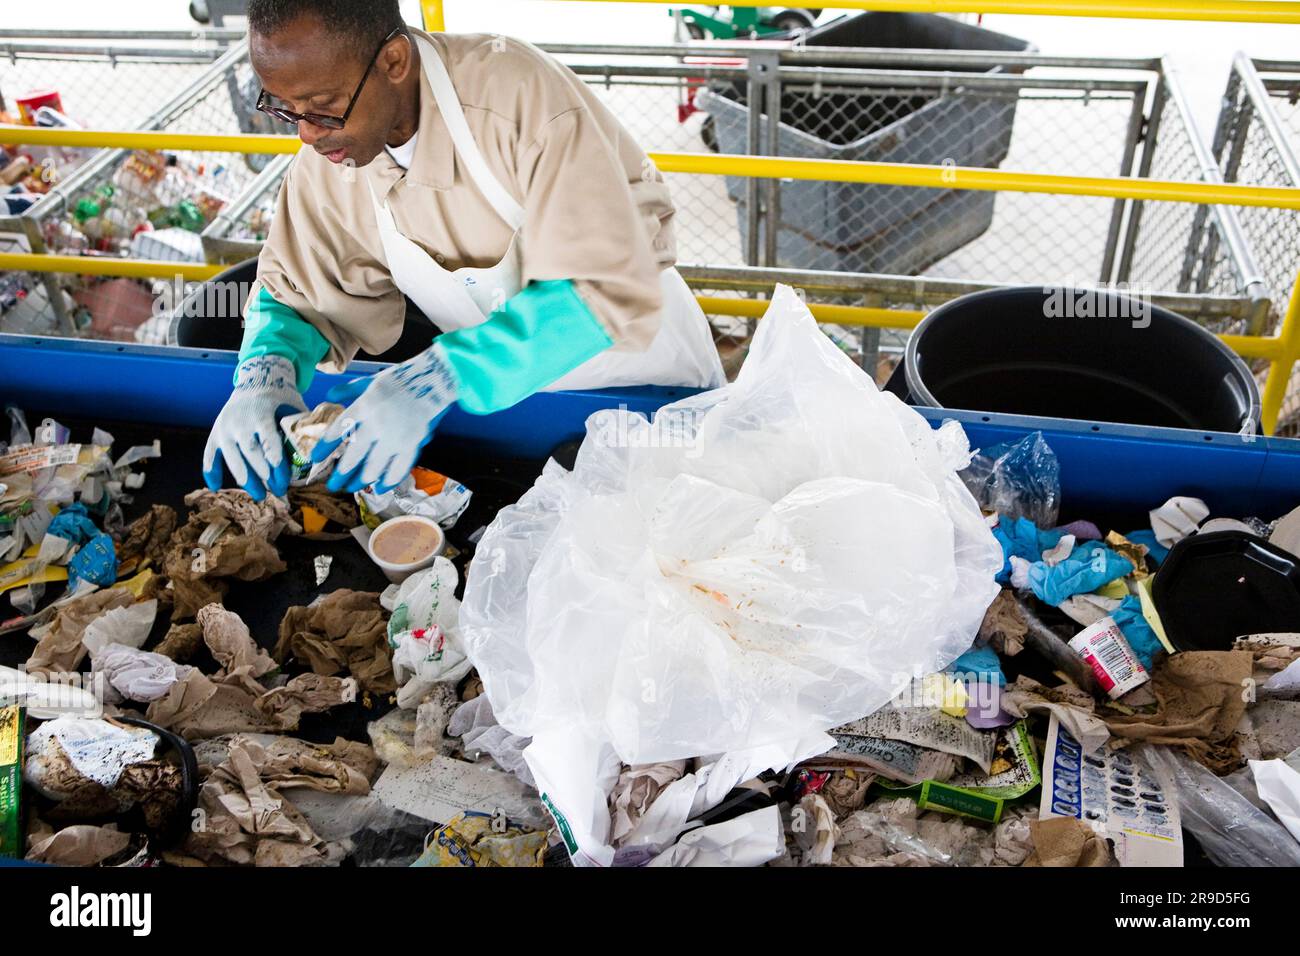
[280,404,346,486]
[0,702,24,858]
[358,467,472,531]
[960,431,1061,528]
[412,811,548,867]
[381,557,473,709]
[461,286,1003,865]
[1144,745,1300,867]
[1042,716,1182,867]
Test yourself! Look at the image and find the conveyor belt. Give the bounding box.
[1,412,555,747]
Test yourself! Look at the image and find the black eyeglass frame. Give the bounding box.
[255,26,408,131]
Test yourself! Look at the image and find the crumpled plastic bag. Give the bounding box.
[960,431,1060,528]
[381,557,473,709]
[461,286,1002,864]
[1144,745,1300,867]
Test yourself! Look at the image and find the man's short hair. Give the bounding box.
[247,0,406,60]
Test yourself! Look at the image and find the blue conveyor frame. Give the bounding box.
[2,335,1297,519]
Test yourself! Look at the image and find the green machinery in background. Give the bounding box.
[671,5,823,39]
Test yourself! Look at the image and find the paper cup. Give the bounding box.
[366,515,445,584]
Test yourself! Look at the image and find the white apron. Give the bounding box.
[367,35,725,392]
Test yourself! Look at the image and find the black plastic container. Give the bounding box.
[1152,531,1300,651]
[169,257,433,364]
[894,286,1262,432]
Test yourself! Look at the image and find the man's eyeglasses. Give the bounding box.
[256,26,407,131]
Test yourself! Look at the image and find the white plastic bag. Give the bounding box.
[461,286,1002,864]
[382,557,473,708]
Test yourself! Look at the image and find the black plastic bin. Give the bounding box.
[888,286,1262,433]
[698,12,1032,274]
[169,257,434,364]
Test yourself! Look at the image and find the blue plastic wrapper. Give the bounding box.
[946,642,1006,687]
[47,503,100,546]
[1112,594,1163,670]
[992,515,1064,584]
[1122,529,1170,565]
[67,533,118,590]
[1026,542,1134,606]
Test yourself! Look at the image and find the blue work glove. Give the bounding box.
[311,342,457,495]
[202,355,306,501]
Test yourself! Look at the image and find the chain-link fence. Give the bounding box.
[1,36,1280,413]
[0,37,270,343]
[580,49,1264,377]
[1209,55,1300,435]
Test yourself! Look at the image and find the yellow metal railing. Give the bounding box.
[550,0,1300,24]
[5,128,1300,208]
[421,1,446,32]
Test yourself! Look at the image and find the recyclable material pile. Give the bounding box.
[2,84,239,342]
[2,287,1298,868]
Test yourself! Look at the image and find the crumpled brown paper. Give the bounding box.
[1024,817,1115,867]
[288,487,359,538]
[1001,675,1111,755]
[145,603,356,739]
[183,489,302,541]
[184,734,377,867]
[819,770,875,818]
[1105,530,1150,581]
[979,589,1029,657]
[26,587,136,676]
[275,589,395,695]
[26,823,132,866]
[114,504,178,575]
[197,603,277,679]
[162,490,300,620]
[794,793,841,866]
[154,621,204,662]
[146,667,355,741]
[1105,650,1253,773]
[609,760,688,846]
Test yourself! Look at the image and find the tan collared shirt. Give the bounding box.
[251,29,677,373]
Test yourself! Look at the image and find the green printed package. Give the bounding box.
[874,721,1041,824]
[0,702,24,858]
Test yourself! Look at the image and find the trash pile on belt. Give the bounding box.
[2,286,1298,868]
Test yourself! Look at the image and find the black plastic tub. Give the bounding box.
[169,257,434,364]
[893,286,1262,433]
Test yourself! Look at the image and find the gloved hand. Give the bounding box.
[311,342,457,495]
[202,355,306,501]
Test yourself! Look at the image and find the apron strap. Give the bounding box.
[417,36,527,233]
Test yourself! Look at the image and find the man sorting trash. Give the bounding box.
[203,0,725,501]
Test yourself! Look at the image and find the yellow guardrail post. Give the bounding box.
[421,0,446,32]
[1261,271,1300,435]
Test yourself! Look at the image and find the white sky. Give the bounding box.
[7,2,1300,121]
[5,2,1300,137]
